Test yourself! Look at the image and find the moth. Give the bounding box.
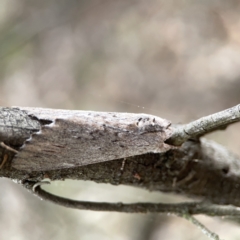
[7,107,173,171]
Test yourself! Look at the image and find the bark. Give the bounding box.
[1,106,240,208]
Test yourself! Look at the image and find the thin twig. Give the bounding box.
[177,213,221,240]
[31,184,240,217]
[166,104,240,146]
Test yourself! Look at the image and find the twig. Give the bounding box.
[177,213,221,240]
[31,183,240,217]
[166,104,240,146]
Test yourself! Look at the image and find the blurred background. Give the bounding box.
[0,0,240,239]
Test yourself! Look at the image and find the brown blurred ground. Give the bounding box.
[0,0,240,239]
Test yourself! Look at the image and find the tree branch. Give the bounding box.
[1,106,240,209]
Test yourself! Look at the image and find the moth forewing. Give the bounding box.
[12,108,173,171]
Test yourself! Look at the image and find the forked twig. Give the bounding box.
[30,183,240,239]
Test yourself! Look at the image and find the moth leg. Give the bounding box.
[120,158,126,171]
[0,142,18,154]
[172,170,196,188]
[33,181,50,192]
[0,154,9,169]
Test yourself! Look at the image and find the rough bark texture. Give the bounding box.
[1,107,240,207]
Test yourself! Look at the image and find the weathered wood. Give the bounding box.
[11,107,173,171]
